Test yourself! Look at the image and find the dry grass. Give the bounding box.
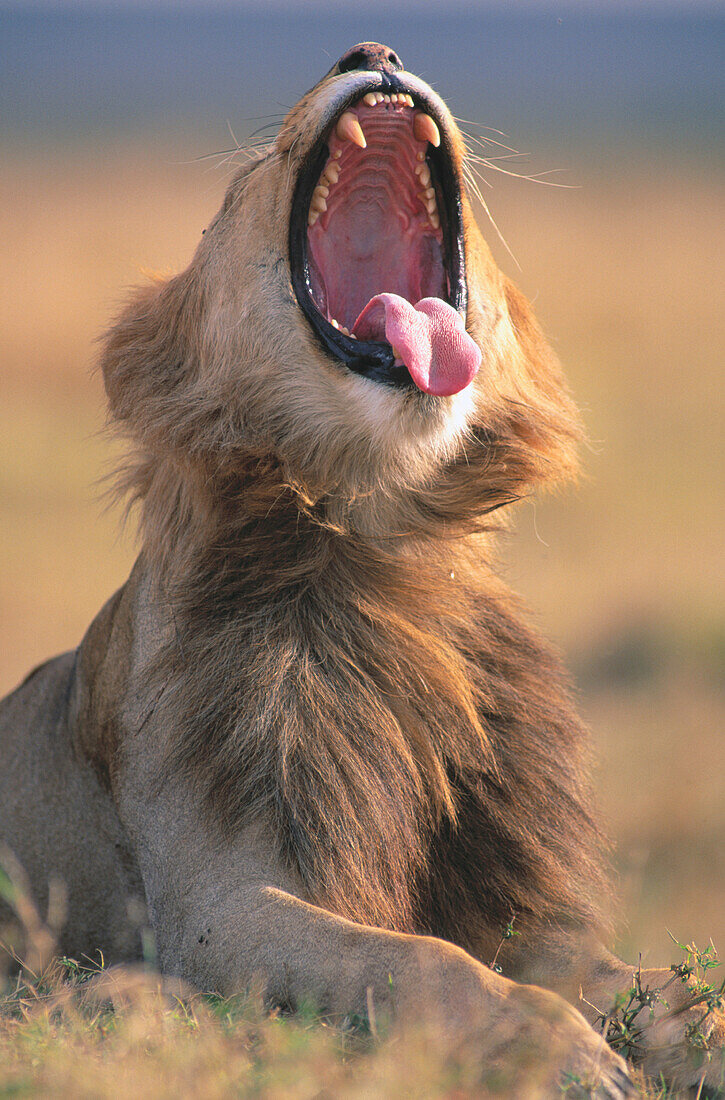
[1,140,723,1095]
[1,883,705,1100]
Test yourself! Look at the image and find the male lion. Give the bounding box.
[1,43,722,1097]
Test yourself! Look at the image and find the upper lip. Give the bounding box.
[288,74,467,390]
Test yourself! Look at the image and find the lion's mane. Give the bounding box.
[100,254,610,955]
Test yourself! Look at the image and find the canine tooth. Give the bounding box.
[414,113,441,147]
[336,111,366,148]
[363,93,377,107]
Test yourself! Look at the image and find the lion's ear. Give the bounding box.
[101,269,203,433]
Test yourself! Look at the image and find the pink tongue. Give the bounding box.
[352,293,481,396]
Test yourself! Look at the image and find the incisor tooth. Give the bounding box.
[405,95,415,108]
[336,111,366,148]
[363,93,377,107]
[414,113,441,147]
[375,93,384,104]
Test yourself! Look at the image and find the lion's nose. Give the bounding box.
[336,42,404,76]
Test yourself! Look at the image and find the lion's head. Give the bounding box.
[102,43,580,548]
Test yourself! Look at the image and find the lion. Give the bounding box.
[1,42,722,1097]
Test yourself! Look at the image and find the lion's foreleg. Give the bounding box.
[142,879,633,1096]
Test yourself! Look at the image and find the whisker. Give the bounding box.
[461,162,521,271]
[457,125,522,157]
[226,119,241,150]
[468,154,576,189]
[248,120,284,141]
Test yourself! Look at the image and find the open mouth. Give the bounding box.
[289,86,481,396]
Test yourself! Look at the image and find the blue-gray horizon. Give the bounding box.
[2,3,723,168]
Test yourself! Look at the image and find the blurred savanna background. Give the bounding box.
[1,0,724,1091]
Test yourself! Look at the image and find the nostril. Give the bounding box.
[338,50,368,74]
[387,51,401,67]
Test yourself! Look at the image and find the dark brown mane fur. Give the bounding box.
[101,221,610,954]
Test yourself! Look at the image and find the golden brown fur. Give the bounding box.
[99,108,603,949]
[2,45,722,1097]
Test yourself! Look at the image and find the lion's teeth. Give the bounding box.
[390,94,399,104]
[315,183,330,198]
[363,93,377,107]
[375,93,384,104]
[325,163,340,184]
[404,94,414,108]
[414,113,441,148]
[310,193,327,214]
[331,318,340,329]
[415,163,431,187]
[308,211,320,227]
[336,111,366,148]
[429,212,440,229]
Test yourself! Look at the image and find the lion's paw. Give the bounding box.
[474,984,637,1099]
[591,965,725,1095]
